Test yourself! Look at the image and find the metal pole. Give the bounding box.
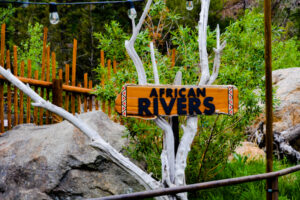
[264,0,274,199]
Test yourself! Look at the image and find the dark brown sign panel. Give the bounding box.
[115,84,238,118]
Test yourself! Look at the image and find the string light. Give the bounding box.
[0,0,145,24]
[186,0,193,11]
[127,0,137,20]
[49,2,59,25]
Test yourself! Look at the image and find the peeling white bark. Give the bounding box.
[150,42,160,85]
[125,0,153,85]
[198,0,210,85]
[208,25,226,85]
[173,117,198,200]
[173,71,182,85]
[155,117,175,185]
[0,66,168,200]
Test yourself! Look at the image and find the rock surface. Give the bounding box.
[0,111,144,200]
[250,68,300,133]
[229,141,265,162]
[272,68,300,132]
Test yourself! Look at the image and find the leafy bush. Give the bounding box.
[190,156,300,200]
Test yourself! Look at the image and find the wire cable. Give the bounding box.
[0,0,144,5]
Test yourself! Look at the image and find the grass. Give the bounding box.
[188,155,300,200]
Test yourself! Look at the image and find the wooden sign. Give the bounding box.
[115,84,238,118]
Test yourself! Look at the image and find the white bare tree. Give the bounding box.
[126,0,226,199]
[0,1,225,200]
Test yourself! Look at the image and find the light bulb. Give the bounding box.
[127,1,137,20]
[186,0,194,11]
[49,3,60,25]
[128,8,137,20]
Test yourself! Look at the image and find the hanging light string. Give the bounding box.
[0,0,142,25]
[0,0,144,5]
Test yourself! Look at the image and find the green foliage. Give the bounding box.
[17,22,44,76]
[124,118,163,180]
[94,21,129,61]
[219,10,300,125]
[0,5,15,25]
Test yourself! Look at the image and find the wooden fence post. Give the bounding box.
[107,59,111,117]
[52,79,63,123]
[1,23,5,66]
[26,60,31,124]
[0,80,4,133]
[13,46,18,125]
[101,50,105,112]
[77,83,82,114]
[6,50,11,130]
[33,71,39,124]
[46,46,51,124]
[19,61,24,124]
[65,64,70,112]
[71,39,77,115]
[84,73,88,112]
[0,24,4,133]
[171,48,176,68]
[89,80,93,111]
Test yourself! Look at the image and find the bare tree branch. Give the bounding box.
[198,0,211,85]
[208,25,226,85]
[125,0,153,85]
[150,41,160,84]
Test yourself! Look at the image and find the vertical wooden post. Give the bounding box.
[77,83,82,114]
[101,50,105,112]
[1,23,5,66]
[39,36,48,125]
[19,61,24,124]
[46,46,50,82]
[71,39,77,115]
[41,27,48,82]
[6,50,11,130]
[0,24,5,133]
[52,52,56,80]
[39,44,47,125]
[107,59,111,117]
[45,46,50,124]
[26,60,31,124]
[64,64,70,112]
[171,48,176,67]
[84,73,88,112]
[39,34,47,125]
[0,80,4,133]
[89,80,93,111]
[59,69,63,79]
[33,71,39,125]
[52,79,63,123]
[13,46,18,126]
[113,58,117,74]
[52,80,63,106]
[264,0,274,199]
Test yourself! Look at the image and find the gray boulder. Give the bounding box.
[272,67,300,132]
[0,111,144,200]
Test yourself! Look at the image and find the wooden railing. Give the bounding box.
[89,164,300,200]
